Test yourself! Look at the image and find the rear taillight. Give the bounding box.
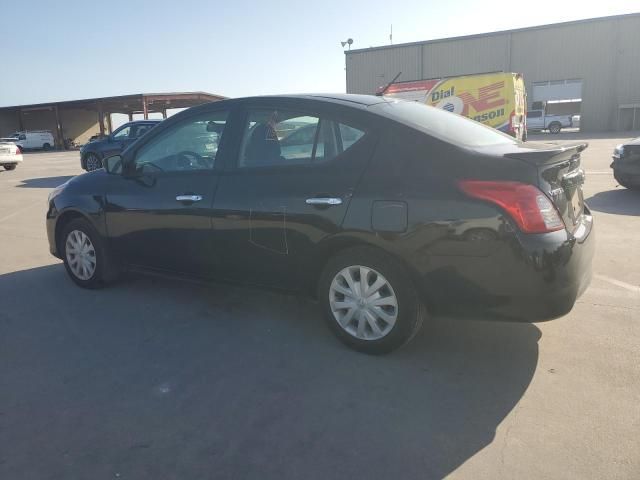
[458,180,565,234]
[15,146,21,154]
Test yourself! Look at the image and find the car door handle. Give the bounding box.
[305,197,343,206]
[176,194,203,202]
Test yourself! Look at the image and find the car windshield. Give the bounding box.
[375,99,518,147]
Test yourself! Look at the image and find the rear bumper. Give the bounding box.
[417,211,595,322]
[0,155,23,164]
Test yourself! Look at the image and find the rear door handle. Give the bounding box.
[305,197,343,206]
[176,194,203,202]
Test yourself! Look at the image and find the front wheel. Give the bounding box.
[549,122,562,134]
[61,218,116,288]
[318,247,426,354]
[43,143,51,150]
[85,153,102,172]
[3,164,17,170]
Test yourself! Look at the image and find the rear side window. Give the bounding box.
[238,109,366,168]
[376,100,517,147]
[527,111,542,118]
[134,124,154,138]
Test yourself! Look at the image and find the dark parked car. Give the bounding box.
[47,94,594,353]
[611,137,640,189]
[80,120,161,171]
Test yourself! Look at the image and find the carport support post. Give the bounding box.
[97,103,105,137]
[142,96,149,120]
[106,114,112,134]
[18,109,25,131]
[162,108,167,119]
[128,113,133,122]
[54,105,64,149]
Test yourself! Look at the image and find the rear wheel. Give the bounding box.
[3,164,16,170]
[85,153,102,172]
[549,122,562,134]
[318,247,426,354]
[61,218,116,288]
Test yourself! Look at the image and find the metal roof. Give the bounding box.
[345,12,640,55]
[0,92,226,113]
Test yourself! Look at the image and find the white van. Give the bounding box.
[8,131,55,150]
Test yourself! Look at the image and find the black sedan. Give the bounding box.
[611,137,640,189]
[47,94,594,353]
[80,120,161,172]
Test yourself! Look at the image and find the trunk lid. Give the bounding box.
[504,142,588,232]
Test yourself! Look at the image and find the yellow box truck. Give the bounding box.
[381,72,528,141]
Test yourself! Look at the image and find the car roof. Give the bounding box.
[226,93,394,109]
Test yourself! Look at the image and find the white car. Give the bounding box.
[0,140,23,170]
[5,130,55,150]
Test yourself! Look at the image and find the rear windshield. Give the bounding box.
[374,99,518,147]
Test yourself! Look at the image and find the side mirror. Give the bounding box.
[104,155,123,175]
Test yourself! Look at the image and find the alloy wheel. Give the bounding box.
[329,265,398,340]
[65,229,97,280]
[86,155,101,171]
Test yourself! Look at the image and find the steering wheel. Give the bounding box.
[175,150,210,170]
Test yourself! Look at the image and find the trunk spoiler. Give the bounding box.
[504,142,588,166]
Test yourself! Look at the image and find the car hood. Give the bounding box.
[625,137,640,146]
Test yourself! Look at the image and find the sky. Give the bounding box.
[1,0,639,108]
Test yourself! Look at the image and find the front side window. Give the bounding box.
[238,109,366,168]
[134,111,228,173]
[526,111,542,119]
[112,126,131,140]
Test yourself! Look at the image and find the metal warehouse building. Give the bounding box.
[345,13,640,132]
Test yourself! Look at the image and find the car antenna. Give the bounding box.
[376,71,402,96]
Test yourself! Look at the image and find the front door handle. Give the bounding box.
[306,197,343,206]
[176,194,203,202]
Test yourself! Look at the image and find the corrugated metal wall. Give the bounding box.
[345,14,640,131]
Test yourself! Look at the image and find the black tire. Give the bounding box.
[84,153,102,172]
[60,218,117,289]
[549,122,562,134]
[43,143,51,151]
[3,164,17,170]
[318,246,426,354]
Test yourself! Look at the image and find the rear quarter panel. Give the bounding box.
[342,124,540,310]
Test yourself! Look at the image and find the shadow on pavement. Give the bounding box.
[15,175,75,188]
[585,188,640,216]
[0,264,540,480]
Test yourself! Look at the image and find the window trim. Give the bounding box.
[228,105,370,173]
